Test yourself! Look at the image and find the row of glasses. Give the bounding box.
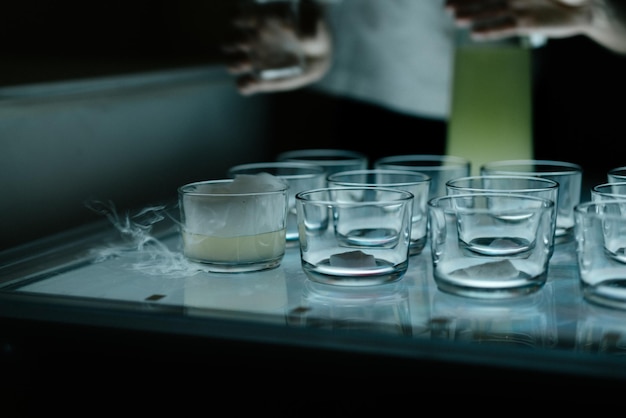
[267,151,582,298]
[366,157,581,299]
[178,149,596,301]
[276,149,416,286]
[220,150,473,286]
[431,160,584,299]
[176,152,626,339]
[279,151,474,286]
[326,169,431,256]
[228,161,327,244]
[480,159,582,244]
[430,174,561,298]
[574,165,626,310]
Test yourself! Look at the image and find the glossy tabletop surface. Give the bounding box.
[2,214,626,382]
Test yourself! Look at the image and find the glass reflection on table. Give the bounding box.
[576,301,626,356]
[429,282,558,348]
[287,280,413,336]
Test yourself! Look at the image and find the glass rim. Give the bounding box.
[179,178,289,197]
[276,148,368,163]
[592,181,626,192]
[327,169,431,187]
[228,161,326,180]
[607,166,626,178]
[428,192,555,211]
[575,199,626,216]
[304,278,407,301]
[480,159,582,175]
[446,174,559,193]
[374,154,470,170]
[295,186,414,205]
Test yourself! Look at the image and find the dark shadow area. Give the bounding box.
[264,35,626,193]
[0,1,235,86]
[533,36,626,192]
[264,89,448,163]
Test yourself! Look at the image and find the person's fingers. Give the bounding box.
[298,0,324,37]
[232,14,258,29]
[221,24,258,51]
[237,76,296,96]
[236,74,260,95]
[456,3,509,21]
[237,73,314,96]
[447,0,511,27]
[471,15,519,39]
[222,48,253,75]
[446,0,505,13]
[447,0,595,41]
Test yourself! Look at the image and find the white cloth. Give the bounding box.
[312,0,456,120]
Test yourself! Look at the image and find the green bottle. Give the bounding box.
[446,29,535,176]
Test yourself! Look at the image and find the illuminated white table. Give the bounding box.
[1,216,626,397]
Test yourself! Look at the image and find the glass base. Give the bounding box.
[302,259,408,287]
[408,235,427,256]
[554,227,574,245]
[582,281,626,310]
[186,256,284,273]
[433,270,547,299]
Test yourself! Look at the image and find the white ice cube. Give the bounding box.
[184,173,287,236]
[330,250,376,268]
[450,260,518,280]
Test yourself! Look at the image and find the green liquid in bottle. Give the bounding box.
[447,39,533,175]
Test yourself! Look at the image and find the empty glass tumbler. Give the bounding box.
[428,193,556,299]
[296,187,413,286]
[277,148,369,177]
[374,154,471,200]
[327,169,431,255]
[228,161,326,244]
[607,166,626,183]
[575,200,626,310]
[446,175,559,203]
[591,182,626,202]
[481,159,582,244]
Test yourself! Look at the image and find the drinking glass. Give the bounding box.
[591,182,626,202]
[228,161,326,244]
[374,154,471,200]
[241,0,305,81]
[296,187,413,286]
[446,176,559,235]
[481,159,582,244]
[607,166,626,183]
[575,200,626,310]
[276,148,368,177]
[446,175,558,200]
[178,176,289,272]
[428,193,556,298]
[327,169,431,255]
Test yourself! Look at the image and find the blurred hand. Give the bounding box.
[445,0,626,53]
[222,0,333,95]
[445,0,592,39]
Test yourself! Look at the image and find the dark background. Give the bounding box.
[533,35,626,190]
[2,2,626,234]
[0,1,234,86]
[3,2,624,167]
[1,3,626,402]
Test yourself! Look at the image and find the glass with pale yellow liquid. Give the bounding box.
[178,174,289,273]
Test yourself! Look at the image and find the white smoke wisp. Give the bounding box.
[85,200,205,278]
